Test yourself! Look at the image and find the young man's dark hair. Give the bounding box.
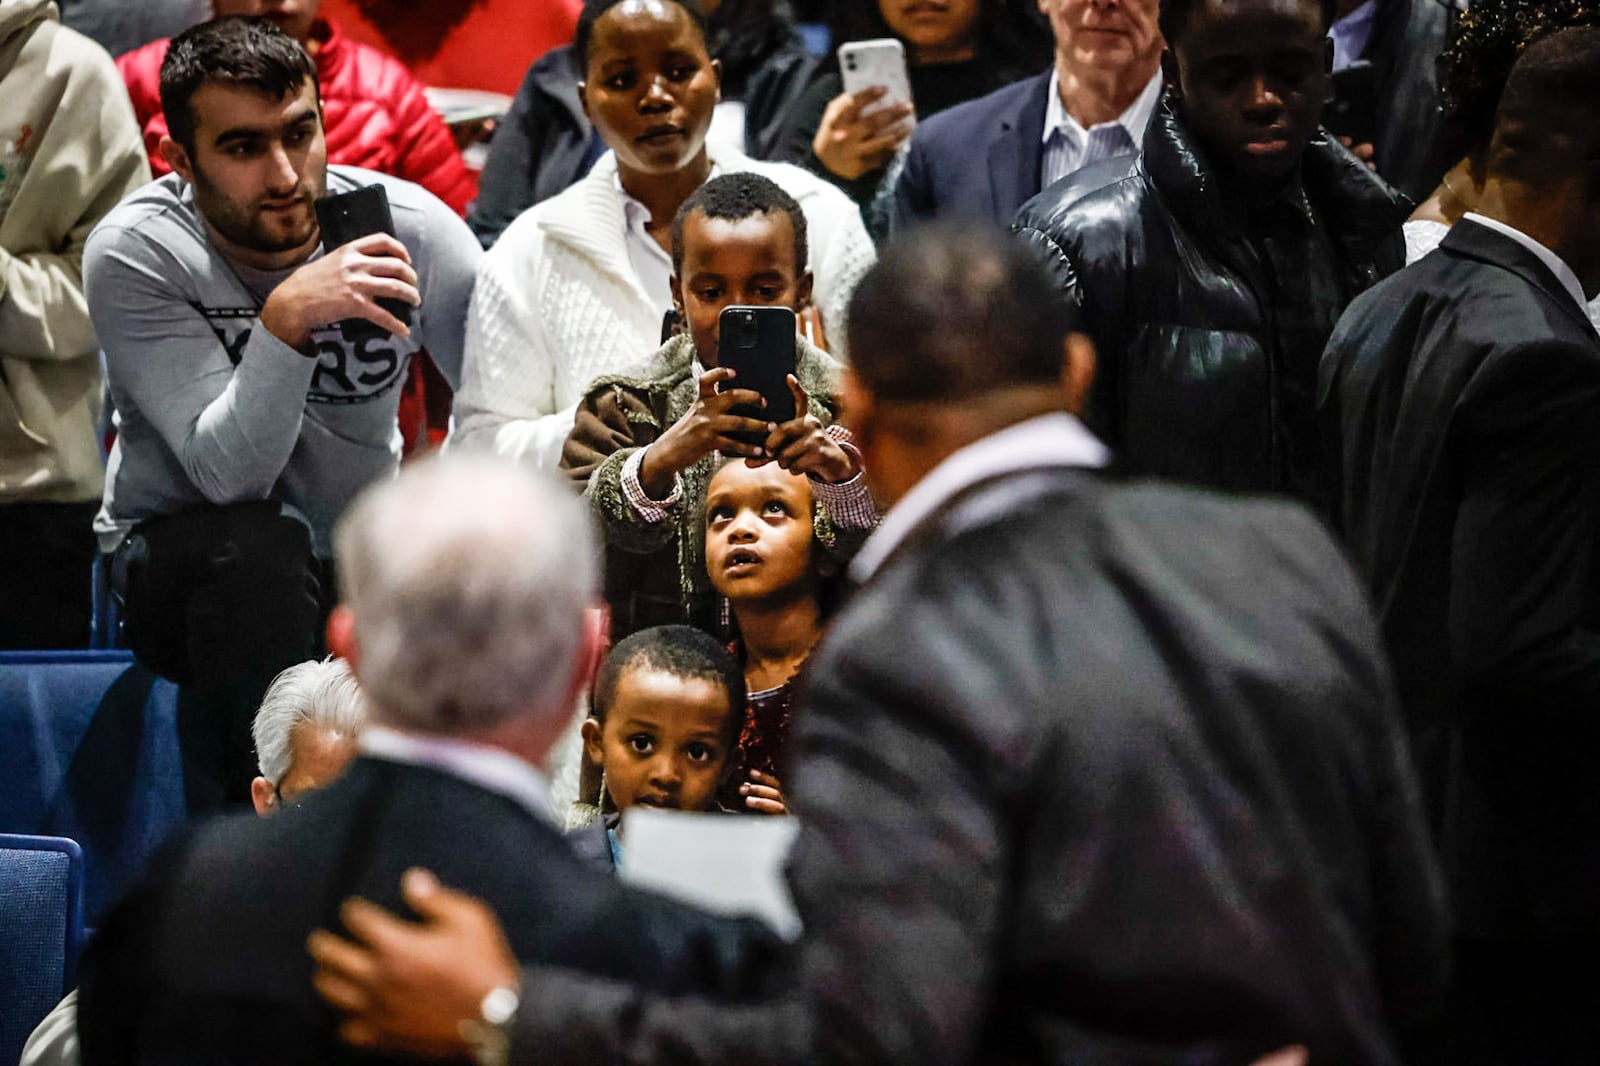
[159,15,320,155]
[592,625,746,735]
[574,0,709,70]
[849,227,1082,404]
[669,171,810,276]
[1157,0,1337,48]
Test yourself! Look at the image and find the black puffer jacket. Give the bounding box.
[1013,95,1409,507]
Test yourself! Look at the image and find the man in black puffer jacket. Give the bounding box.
[1013,0,1409,515]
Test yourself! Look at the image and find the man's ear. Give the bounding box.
[1061,332,1097,416]
[325,604,358,671]
[159,134,194,184]
[577,80,590,120]
[250,776,276,817]
[1160,48,1180,96]
[711,57,723,101]
[669,273,684,316]
[580,717,605,768]
[838,368,874,440]
[558,605,609,715]
[796,269,815,311]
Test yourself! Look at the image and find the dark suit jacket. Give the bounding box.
[890,71,1051,232]
[513,466,1449,1065]
[77,757,776,1065]
[1320,219,1600,943]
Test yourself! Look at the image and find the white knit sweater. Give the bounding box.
[450,144,876,471]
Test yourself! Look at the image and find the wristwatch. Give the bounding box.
[460,984,519,1066]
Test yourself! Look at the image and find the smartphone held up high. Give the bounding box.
[717,305,797,455]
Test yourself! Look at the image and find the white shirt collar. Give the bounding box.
[359,725,554,823]
[1463,213,1593,323]
[849,412,1111,582]
[1041,67,1163,150]
[614,164,722,314]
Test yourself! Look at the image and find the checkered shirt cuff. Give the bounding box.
[620,447,681,524]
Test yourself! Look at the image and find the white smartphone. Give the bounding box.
[838,38,915,120]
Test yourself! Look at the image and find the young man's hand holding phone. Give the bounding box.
[260,184,421,352]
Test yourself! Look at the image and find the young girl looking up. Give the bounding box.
[704,458,840,812]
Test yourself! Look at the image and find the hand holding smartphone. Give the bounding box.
[838,38,914,119]
[314,185,413,339]
[717,306,797,455]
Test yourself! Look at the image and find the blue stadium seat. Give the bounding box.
[0,651,185,924]
[0,833,85,1065]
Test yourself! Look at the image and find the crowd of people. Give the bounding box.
[3,0,1598,1061]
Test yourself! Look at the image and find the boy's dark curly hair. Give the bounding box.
[670,172,809,276]
[1436,0,1600,161]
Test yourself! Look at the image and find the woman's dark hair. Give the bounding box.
[575,0,711,72]
[160,16,319,154]
[707,0,800,98]
[826,0,1051,78]
[1436,0,1600,162]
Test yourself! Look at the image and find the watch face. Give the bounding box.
[481,985,520,1026]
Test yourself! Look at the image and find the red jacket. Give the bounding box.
[117,17,474,216]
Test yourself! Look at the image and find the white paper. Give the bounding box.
[616,809,803,940]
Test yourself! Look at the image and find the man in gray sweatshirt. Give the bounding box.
[83,15,480,809]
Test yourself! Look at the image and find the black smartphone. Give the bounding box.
[1325,61,1379,149]
[314,184,411,338]
[717,305,797,454]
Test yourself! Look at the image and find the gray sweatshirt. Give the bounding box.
[85,165,480,554]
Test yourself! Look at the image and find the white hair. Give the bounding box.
[332,453,599,735]
[252,658,367,786]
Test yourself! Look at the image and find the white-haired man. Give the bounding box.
[21,657,366,1066]
[74,454,771,1064]
[249,657,366,815]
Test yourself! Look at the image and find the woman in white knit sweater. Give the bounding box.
[451,0,875,471]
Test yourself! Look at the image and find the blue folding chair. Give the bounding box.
[0,833,85,1065]
[0,651,185,924]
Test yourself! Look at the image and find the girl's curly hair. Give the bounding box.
[1437,0,1600,160]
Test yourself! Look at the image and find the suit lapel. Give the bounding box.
[988,72,1052,221]
[1443,220,1596,337]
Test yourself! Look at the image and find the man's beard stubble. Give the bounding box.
[191,160,324,258]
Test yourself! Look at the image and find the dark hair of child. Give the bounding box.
[592,624,747,734]
[669,171,810,277]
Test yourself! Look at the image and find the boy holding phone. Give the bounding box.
[560,173,874,640]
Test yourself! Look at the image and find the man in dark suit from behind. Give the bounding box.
[1319,27,1600,1065]
[75,454,770,1065]
[890,0,1163,231]
[304,225,1449,1065]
